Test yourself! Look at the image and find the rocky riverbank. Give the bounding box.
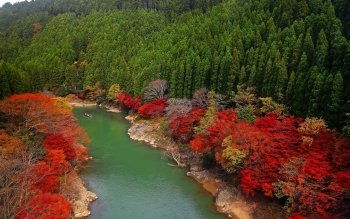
[61,170,98,218]
[66,99,122,218]
[66,99,99,218]
[126,114,286,219]
[68,98,285,219]
[69,100,121,113]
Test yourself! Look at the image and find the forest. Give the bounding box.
[0,0,349,130]
[0,0,350,218]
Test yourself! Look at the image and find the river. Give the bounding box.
[74,106,226,219]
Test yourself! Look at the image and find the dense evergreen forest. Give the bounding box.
[0,0,349,130]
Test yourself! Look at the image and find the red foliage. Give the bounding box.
[240,115,302,192]
[190,134,208,152]
[288,213,308,219]
[301,154,332,180]
[332,137,350,169]
[207,110,237,148]
[30,161,59,193]
[137,99,167,118]
[261,182,273,197]
[7,93,54,105]
[0,93,90,219]
[16,193,72,219]
[189,110,237,152]
[169,107,204,143]
[240,169,260,196]
[333,171,350,189]
[44,149,71,175]
[231,122,265,149]
[189,107,205,121]
[43,134,76,161]
[117,92,141,111]
[253,112,279,131]
[184,107,350,218]
[78,92,85,99]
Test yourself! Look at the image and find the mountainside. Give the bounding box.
[0,0,349,129]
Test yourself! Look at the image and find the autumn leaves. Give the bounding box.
[116,80,350,218]
[0,93,89,219]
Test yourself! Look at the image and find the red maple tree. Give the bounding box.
[117,92,141,110]
[138,99,167,118]
[169,107,204,143]
[43,134,76,161]
[16,193,72,219]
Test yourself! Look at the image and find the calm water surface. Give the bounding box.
[74,107,226,219]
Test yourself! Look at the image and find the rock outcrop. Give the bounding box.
[61,170,98,218]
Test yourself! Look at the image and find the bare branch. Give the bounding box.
[191,88,208,108]
[165,98,192,119]
[144,80,168,102]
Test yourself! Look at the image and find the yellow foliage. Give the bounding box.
[220,136,248,173]
[107,84,121,101]
[234,85,258,108]
[298,117,326,136]
[85,82,105,101]
[259,97,285,115]
[298,118,327,146]
[53,97,73,112]
[194,91,218,134]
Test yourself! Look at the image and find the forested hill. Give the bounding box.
[0,0,350,129]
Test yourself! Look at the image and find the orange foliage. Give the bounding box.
[32,22,42,34]
[0,93,90,219]
[0,131,24,156]
[0,93,89,143]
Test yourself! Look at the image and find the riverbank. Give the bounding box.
[68,98,284,218]
[64,99,100,218]
[66,96,121,113]
[126,114,286,219]
[66,99,122,218]
[61,170,98,218]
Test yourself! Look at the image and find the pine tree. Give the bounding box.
[303,29,315,64]
[286,71,296,105]
[326,72,344,127]
[0,61,11,99]
[274,58,288,99]
[247,65,257,87]
[308,70,324,117]
[262,58,273,97]
[220,49,233,94]
[229,50,240,91]
[292,53,309,115]
[290,34,303,71]
[238,66,247,85]
[315,29,329,68]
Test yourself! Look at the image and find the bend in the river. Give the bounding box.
[74,107,226,219]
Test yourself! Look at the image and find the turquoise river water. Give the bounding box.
[74,107,226,219]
